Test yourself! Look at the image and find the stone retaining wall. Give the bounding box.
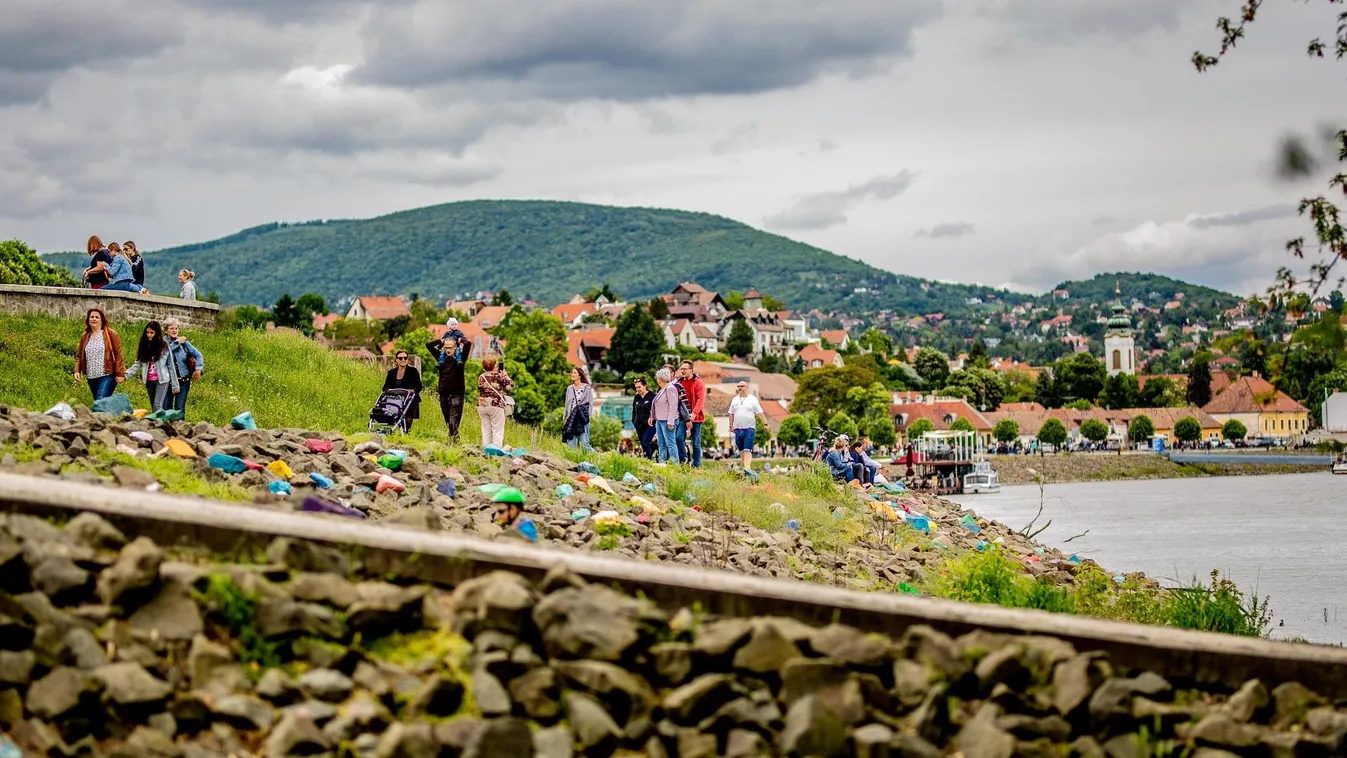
[0,284,220,331]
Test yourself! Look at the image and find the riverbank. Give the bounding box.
[0,402,1277,639]
[992,452,1324,485]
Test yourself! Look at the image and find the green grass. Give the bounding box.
[70,444,252,502]
[195,573,282,676]
[928,550,1272,637]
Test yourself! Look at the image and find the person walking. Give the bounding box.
[426,321,473,440]
[124,241,145,288]
[126,321,179,411]
[382,350,423,433]
[101,244,149,294]
[677,360,706,468]
[74,307,126,401]
[83,236,113,290]
[178,270,197,301]
[631,376,657,459]
[652,367,682,464]
[477,355,515,449]
[562,367,595,451]
[163,318,204,414]
[727,381,769,472]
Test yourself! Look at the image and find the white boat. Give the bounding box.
[1334,454,1347,475]
[963,460,1001,493]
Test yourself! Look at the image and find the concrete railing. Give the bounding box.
[0,284,221,331]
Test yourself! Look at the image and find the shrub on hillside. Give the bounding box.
[0,240,80,287]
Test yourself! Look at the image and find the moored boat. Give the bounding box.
[963,460,1001,493]
[1334,454,1347,475]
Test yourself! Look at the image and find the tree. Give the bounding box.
[272,294,298,329]
[755,414,771,442]
[1222,419,1248,441]
[789,365,882,422]
[913,347,950,387]
[906,418,935,439]
[778,415,812,448]
[756,354,784,374]
[1100,373,1139,410]
[394,327,435,369]
[1186,354,1214,408]
[1174,416,1203,445]
[295,293,328,319]
[491,289,514,306]
[381,315,411,341]
[647,297,670,320]
[993,418,1020,443]
[512,386,547,426]
[0,239,80,286]
[1037,418,1068,449]
[584,283,619,302]
[942,367,1007,410]
[827,411,858,440]
[1054,352,1107,404]
[702,421,719,451]
[589,415,623,451]
[845,382,892,422]
[495,309,571,408]
[726,318,755,358]
[867,417,897,447]
[857,328,894,357]
[967,339,990,369]
[1034,369,1063,408]
[1064,399,1092,411]
[1128,415,1155,444]
[1002,370,1037,404]
[1080,418,1109,443]
[607,304,664,375]
[949,417,976,433]
[1139,376,1179,408]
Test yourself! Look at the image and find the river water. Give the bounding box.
[949,473,1346,645]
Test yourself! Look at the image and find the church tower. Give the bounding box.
[1103,283,1136,377]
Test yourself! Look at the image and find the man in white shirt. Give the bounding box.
[727,381,769,472]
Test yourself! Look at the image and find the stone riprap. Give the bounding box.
[0,403,1114,597]
[0,284,220,331]
[0,514,1344,758]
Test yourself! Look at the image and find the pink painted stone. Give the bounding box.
[375,475,406,494]
[305,439,334,454]
[243,460,265,472]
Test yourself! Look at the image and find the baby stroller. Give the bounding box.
[369,389,417,436]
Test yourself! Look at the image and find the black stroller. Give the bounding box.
[369,389,417,436]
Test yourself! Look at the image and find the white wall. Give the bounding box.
[1326,392,1347,433]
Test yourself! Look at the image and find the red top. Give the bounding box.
[678,375,706,423]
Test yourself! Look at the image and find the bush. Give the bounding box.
[1174,416,1203,444]
[0,239,80,287]
[993,418,1019,443]
[867,417,896,447]
[589,414,624,451]
[906,418,935,439]
[778,414,812,447]
[1128,414,1155,444]
[949,417,975,433]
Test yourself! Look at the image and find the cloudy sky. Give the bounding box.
[2,0,1341,295]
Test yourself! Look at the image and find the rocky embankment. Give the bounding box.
[992,453,1323,486]
[2,514,1346,758]
[0,403,1105,595]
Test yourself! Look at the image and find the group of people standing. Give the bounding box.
[74,307,205,411]
[627,361,770,471]
[81,236,198,300]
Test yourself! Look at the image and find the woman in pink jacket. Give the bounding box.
[652,367,682,465]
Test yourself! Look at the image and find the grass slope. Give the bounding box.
[43,200,1011,312]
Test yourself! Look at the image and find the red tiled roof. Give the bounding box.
[311,313,342,331]
[798,344,839,366]
[821,329,848,344]
[1202,376,1308,414]
[355,297,410,320]
[892,400,993,432]
[472,305,512,329]
[552,302,597,324]
[693,361,797,401]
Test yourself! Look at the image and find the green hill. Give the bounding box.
[1041,272,1243,310]
[43,200,1010,312]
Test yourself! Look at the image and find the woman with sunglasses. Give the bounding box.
[383,350,423,432]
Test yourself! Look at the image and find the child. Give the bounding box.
[439,317,466,365]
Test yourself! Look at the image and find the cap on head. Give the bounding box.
[445,317,459,328]
[491,487,525,505]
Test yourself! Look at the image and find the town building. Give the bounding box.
[1102,285,1137,377]
[346,296,410,323]
[1201,375,1310,439]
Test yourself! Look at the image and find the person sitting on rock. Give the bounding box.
[823,434,859,484]
[494,497,538,542]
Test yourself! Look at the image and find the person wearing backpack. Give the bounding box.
[426,318,473,440]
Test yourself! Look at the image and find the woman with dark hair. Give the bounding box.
[74,308,126,401]
[562,366,594,451]
[124,241,145,287]
[126,321,179,411]
[382,350,423,433]
[83,236,113,290]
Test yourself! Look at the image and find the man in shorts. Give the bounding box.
[727,381,768,472]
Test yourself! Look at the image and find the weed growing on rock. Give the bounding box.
[195,573,282,675]
[1165,570,1273,638]
[93,445,252,501]
[0,442,46,463]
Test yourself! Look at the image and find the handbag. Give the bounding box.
[503,395,516,417]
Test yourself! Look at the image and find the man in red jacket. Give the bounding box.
[677,360,707,468]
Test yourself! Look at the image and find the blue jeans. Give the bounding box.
[87,375,116,402]
[171,380,191,412]
[102,280,142,293]
[567,424,593,452]
[639,426,657,458]
[656,423,681,464]
[688,421,703,468]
